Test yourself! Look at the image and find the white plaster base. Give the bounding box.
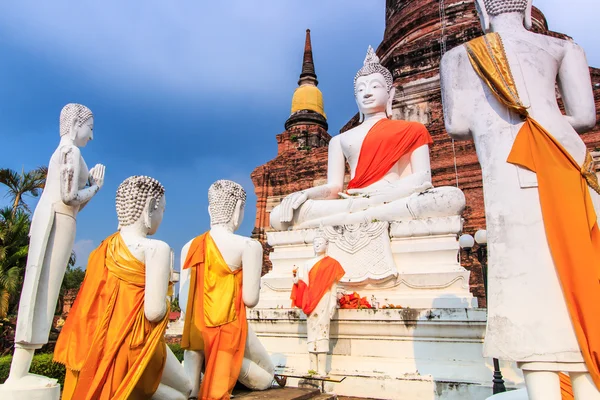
[0,378,60,400]
[259,228,476,309]
[248,308,524,400]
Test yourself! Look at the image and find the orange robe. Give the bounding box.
[348,118,433,189]
[181,232,247,400]
[54,233,169,400]
[466,33,600,393]
[290,256,345,315]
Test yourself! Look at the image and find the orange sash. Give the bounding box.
[466,33,600,392]
[290,256,345,315]
[348,119,433,189]
[54,233,169,400]
[181,232,247,400]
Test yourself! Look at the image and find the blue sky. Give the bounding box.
[0,1,598,267]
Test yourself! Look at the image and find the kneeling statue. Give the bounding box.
[179,180,279,399]
[54,176,191,400]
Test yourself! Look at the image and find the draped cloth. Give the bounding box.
[290,256,345,315]
[348,118,433,190]
[54,232,169,400]
[181,232,247,400]
[465,32,600,392]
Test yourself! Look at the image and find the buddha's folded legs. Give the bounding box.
[152,345,192,400]
[295,186,465,229]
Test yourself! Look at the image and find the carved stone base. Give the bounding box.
[258,216,476,309]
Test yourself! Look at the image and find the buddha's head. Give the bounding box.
[208,180,246,231]
[116,176,166,235]
[59,103,94,148]
[354,46,395,122]
[475,0,532,33]
[313,233,329,256]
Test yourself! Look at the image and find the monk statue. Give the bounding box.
[1,103,106,394]
[53,176,191,399]
[291,234,345,377]
[440,0,600,398]
[179,180,281,400]
[270,46,465,231]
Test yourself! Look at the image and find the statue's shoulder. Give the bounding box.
[58,144,81,160]
[144,237,171,254]
[441,43,468,64]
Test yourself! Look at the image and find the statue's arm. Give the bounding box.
[278,136,344,223]
[59,146,103,206]
[144,240,172,322]
[178,241,193,316]
[558,42,596,133]
[242,239,263,308]
[440,48,473,140]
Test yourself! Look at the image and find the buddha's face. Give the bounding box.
[313,237,328,255]
[355,73,389,115]
[75,117,94,148]
[148,195,166,235]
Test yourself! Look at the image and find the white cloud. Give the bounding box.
[72,239,95,268]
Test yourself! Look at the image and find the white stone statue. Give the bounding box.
[114,176,192,400]
[179,180,278,399]
[270,46,465,231]
[292,234,344,377]
[2,103,106,393]
[440,0,600,398]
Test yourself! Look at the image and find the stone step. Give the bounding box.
[311,394,337,400]
[233,387,322,400]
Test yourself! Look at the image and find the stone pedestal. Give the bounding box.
[0,377,60,400]
[249,308,524,400]
[258,216,476,309]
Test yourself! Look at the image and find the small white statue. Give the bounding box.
[291,235,345,377]
[53,176,191,400]
[3,103,105,392]
[440,0,600,398]
[270,46,465,231]
[179,180,278,399]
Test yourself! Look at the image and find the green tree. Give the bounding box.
[0,167,47,215]
[0,207,31,318]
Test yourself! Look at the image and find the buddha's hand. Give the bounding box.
[340,188,368,198]
[280,191,308,223]
[89,164,106,189]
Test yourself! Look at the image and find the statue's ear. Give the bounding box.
[475,0,491,33]
[524,0,533,30]
[144,197,156,230]
[386,86,396,118]
[69,117,78,141]
[232,199,243,229]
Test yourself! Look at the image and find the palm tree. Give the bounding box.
[0,167,47,215]
[0,207,31,318]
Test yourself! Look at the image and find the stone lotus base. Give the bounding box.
[259,217,476,309]
[248,308,524,400]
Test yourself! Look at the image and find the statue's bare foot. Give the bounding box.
[2,373,58,389]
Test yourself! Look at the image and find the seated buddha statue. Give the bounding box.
[270,47,465,231]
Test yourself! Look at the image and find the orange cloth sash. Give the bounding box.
[290,256,345,315]
[348,118,433,189]
[466,33,600,392]
[181,232,247,400]
[54,233,169,400]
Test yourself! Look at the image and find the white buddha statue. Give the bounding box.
[441,0,600,398]
[2,103,106,392]
[53,176,191,400]
[291,235,344,377]
[179,180,279,399]
[270,47,465,231]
